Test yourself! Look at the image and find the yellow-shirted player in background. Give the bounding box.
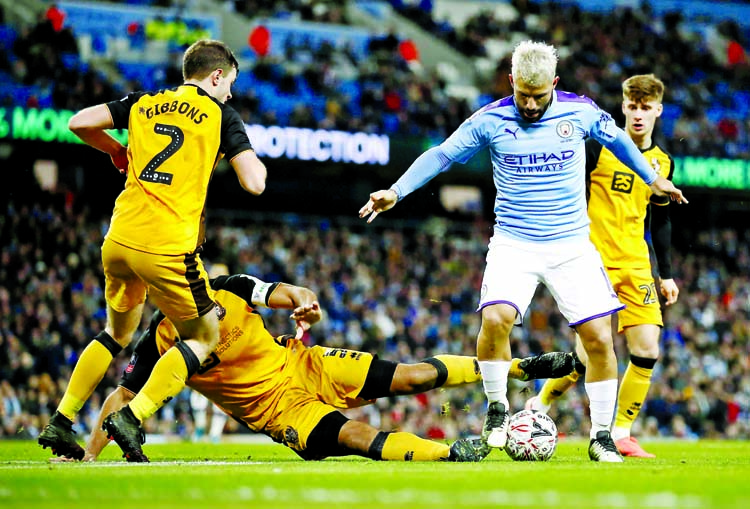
[51,273,575,463]
[526,74,679,458]
[38,40,267,462]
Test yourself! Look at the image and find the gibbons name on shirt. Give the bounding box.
[246,125,389,166]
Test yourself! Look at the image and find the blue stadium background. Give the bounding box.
[1,0,749,444]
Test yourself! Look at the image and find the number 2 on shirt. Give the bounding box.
[138,123,183,185]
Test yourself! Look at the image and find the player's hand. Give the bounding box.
[649,176,688,204]
[659,278,679,306]
[110,145,129,175]
[358,189,398,223]
[290,301,321,339]
[49,452,96,463]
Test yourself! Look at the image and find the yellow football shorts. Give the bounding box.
[102,237,215,321]
[262,344,375,456]
[607,266,663,333]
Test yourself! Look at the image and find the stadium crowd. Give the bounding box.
[3,1,750,151]
[388,0,750,158]
[1,193,749,443]
[1,0,748,448]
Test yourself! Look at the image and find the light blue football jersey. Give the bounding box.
[444,91,623,241]
[392,90,657,242]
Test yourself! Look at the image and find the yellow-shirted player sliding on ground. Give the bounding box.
[53,273,575,463]
[38,40,267,461]
[527,74,679,458]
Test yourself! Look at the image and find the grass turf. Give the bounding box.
[1,439,749,509]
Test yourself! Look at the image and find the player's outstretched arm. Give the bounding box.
[603,128,687,204]
[649,176,688,204]
[359,189,399,223]
[49,386,135,463]
[359,144,457,223]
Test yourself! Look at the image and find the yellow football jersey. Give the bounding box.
[105,85,253,255]
[586,140,673,269]
[155,276,299,430]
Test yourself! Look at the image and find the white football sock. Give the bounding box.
[479,360,511,408]
[611,425,630,442]
[585,379,618,439]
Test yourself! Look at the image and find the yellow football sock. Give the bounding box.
[128,346,190,422]
[429,355,482,387]
[380,432,450,461]
[539,371,580,407]
[57,340,114,421]
[614,362,653,431]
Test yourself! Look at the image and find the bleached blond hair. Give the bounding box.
[511,41,558,87]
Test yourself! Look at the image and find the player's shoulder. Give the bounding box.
[554,90,600,112]
[219,102,243,121]
[645,141,673,161]
[135,87,179,100]
[468,96,515,121]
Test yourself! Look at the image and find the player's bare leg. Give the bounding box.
[577,316,623,462]
[476,303,515,449]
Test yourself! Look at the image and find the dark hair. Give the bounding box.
[182,39,239,81]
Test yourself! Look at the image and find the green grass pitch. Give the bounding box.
[1,439,749,509]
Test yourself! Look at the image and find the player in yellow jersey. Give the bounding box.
[51,273,575,463]
[526,74,679,458]
[38,40,267,461]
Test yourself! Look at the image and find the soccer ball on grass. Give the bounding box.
[504,409,557,461]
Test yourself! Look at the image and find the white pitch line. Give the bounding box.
[0,460,265,469]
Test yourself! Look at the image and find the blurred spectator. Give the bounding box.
[3,190,750,442]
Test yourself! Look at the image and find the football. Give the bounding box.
[505,409,558,461]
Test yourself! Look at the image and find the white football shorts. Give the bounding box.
[477,233,624,326]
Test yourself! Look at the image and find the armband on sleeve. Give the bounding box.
[246,275,278,307]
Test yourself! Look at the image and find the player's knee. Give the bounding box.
[578,334,612,358]
[299,412,352,460]
[199,315,221,350]
[480,306,515,336]
[175,341,201,378]
[628,339,659,360]
[176,312,221,350]
[94,331,125,356]
[338,420,380,456]
[391,364,435,395]
[358,359,399,400]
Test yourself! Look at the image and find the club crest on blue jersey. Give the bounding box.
[556,120,574,138]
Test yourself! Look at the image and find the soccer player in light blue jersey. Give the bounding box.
[360,40,687,462]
